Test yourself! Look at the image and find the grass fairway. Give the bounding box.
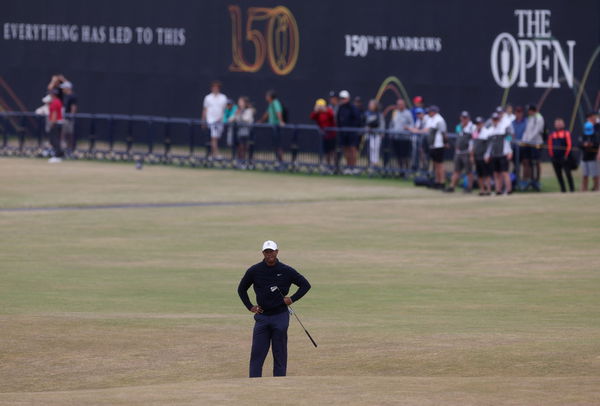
[0,158,599,405]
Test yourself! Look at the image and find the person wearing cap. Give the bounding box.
[520,105,545,191]
[423,105,447,188]
[446,111,475,192]
[60,81,78,154]
[237,240,311,378]
[580,111,600,191]
[336,90,361,173]
[408,107,429,171]
[310,98,337,167]
[364,99,385,167]
[494,106,515,140]
[202,80,228,160]
[485,112,513,195]
[411,96,424,121]
[471,116,492,195]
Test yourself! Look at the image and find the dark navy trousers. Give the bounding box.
[249,311,289,377]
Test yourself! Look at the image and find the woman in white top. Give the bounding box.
[232,96,255,167]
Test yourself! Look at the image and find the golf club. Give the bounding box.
[271,286,318,348]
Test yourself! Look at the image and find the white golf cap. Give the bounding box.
[262,240,278,251]
[339,90,350,99]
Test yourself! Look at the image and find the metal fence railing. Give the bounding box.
[0,111,453,177]
[1,111,564,191]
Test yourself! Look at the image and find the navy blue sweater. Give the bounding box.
[238,260,311,315]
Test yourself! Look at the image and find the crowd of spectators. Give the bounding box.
[32,77,600,193]
[35,74,78,163]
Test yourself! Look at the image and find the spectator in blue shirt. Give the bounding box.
[580,112,600,191]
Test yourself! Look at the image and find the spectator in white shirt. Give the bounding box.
[425,106,447,189]
[202,81,228,159]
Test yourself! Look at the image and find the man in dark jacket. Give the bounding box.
[336,90,361,174]
[238,240,311,378]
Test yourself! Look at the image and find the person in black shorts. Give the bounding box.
[336,90,361,173]
[471,116,492,195]
[485,113,513,195]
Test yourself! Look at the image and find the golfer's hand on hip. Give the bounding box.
[283,297,293,305]
[250,305,263,314]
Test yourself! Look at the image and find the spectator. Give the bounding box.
[388,99,414,170]
[336,90,361,174]
[60,81,77,154]
[409,107,429,171]
[202,80,228,159]
[446,111,475,193]
[521,104,545,191]
[511,106,526,182]
[471,116,492,195]
[511,106,526,141]
[47,74,67,102]
[224,98,238,147]
[411,95,424,121]
[232,96,255,168]
[580,111,599,191]
[47,89,64,163]
[328,90,340,118]
[259,90,286,163]
[547,118,574,193]
[364,99,385,168]
[496,106,515,139]
[504,103,516,122]
[424,105,447,189]
[485,112,513,195]
[353,96,365,126]
[310,98,336,167]
[353,96,366,152]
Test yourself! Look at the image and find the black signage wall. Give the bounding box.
[1,0,599,133]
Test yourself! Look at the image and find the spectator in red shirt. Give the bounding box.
[310,98,336,166]
[48,89,64,161]
[547,117,574,193]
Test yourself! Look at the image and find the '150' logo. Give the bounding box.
[228,5,299,76]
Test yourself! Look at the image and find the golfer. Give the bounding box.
[237,240,311,378]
